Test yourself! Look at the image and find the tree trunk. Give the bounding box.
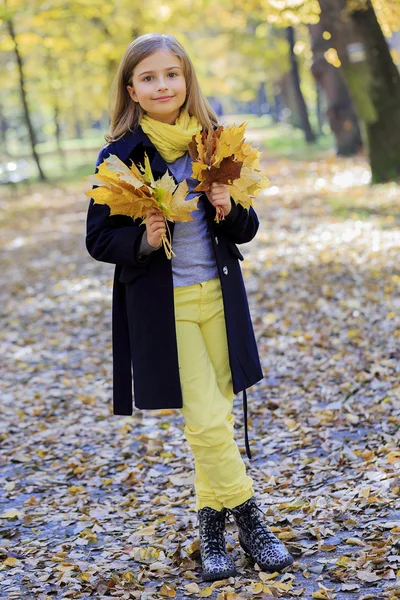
[256,82,268,117]
[45,50,66,169]
[280,72,302,128]
[54,101,66,169]
[318,0,400,182]
[315,83,324,135]
[0,102,10,156]
[6,17,46,181]
[272,83,283,123]
[308,21,362,156]
[350,0,400,182]
[286,26,316,143]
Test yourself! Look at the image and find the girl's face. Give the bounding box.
[127,50,187,124]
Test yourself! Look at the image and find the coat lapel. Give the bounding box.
[115,125,170,179]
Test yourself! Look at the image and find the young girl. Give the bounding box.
[86,33,293,582]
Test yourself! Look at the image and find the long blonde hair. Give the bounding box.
[104,33,218,144]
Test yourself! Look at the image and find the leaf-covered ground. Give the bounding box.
[1,147,400,600]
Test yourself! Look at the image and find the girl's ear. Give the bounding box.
[127,85,138,103]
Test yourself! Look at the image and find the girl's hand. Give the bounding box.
[146,210,166,248]
[205,183,232,217]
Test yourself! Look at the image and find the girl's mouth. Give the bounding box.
[154,96,173,102]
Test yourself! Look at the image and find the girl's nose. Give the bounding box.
[157,78,168,90]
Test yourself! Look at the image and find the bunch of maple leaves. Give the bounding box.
[85,122,269,256]
[188,122,270,222]
[85,153,199,259]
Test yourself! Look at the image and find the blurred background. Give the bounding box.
[1,0,399,189]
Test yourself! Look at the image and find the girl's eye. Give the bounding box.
[143,73,178,82]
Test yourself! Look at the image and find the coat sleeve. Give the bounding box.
[85,147,151,267]
[214,197,259,244]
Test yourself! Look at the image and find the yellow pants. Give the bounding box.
[173,277,255,512]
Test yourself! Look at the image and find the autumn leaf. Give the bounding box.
[159,583,176,597]
[3,557,19,567]
[185,582,200,594]
[0,509,24,519]
[312,585,335,599]
[192,157,243,192]
[199,588,213,598]
[168,179,200,222]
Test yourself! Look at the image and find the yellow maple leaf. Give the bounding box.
[168,180,199,222]
[215,122,247,164]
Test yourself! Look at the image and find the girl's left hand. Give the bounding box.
[205,182,232,216]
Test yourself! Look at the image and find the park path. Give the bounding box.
[0,140,400,599]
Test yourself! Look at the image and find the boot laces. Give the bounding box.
[204,533,225,555]
[252,504,279,544]
[231,500,279,544]
[199,509,226,555]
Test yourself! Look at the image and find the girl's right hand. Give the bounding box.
[146,210,166,248]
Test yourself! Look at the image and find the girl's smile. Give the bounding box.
[127,49,187,124]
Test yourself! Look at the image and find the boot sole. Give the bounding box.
[239,534,294,572]
[201,566,237,581]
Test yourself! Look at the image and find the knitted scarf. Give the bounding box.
[140,109,202,163]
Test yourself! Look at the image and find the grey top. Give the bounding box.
[138,151,219,288]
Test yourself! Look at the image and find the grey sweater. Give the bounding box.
[138,151,219,288]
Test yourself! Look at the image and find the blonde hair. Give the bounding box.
[104,33,218,144]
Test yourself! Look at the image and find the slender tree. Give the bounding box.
[287,26,316,143]
[6,14,46,181]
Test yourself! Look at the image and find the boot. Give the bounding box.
[198,506,237,581]
[228,496,294,572]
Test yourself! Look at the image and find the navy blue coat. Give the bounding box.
[85,125,264,458]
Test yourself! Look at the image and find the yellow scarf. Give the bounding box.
[140,109,202,163]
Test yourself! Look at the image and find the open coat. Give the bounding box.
[85,126,264,458]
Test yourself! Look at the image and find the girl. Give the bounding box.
[85,33,293,582]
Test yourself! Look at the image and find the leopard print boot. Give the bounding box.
[198,506,237,581]
[228,496,294,572]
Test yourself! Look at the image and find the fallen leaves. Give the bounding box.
[1,132,400,597]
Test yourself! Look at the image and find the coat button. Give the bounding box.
[223,266,228,275]
[215,236,219,244]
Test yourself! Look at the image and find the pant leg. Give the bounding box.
[174,282,222,511]
[196,278,254,509]
[174,279,254,511]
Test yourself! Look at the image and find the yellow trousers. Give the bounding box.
[173,277,255,512]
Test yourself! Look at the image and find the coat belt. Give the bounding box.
[242,389,252,460]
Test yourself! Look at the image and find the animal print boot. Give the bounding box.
[228,496,294,572]
[198,506,237,581]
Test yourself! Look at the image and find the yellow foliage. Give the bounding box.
[85,153,200,259]
[188,123,269,220]
[261,0,400,35]
[324,48,341,68]
[85,153,199,224]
